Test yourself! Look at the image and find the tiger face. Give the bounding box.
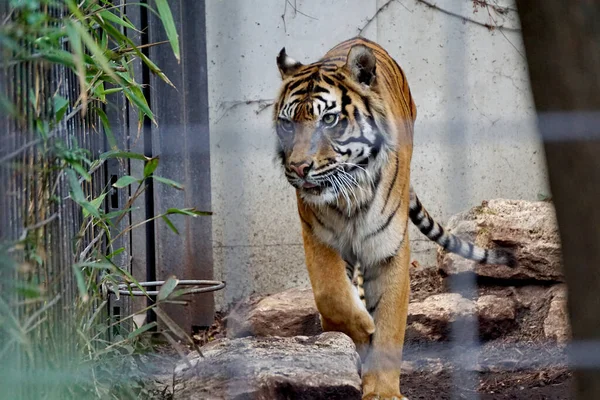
[274,45,391,207]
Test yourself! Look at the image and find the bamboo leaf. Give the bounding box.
[53,95,69,122]
[70,20,119,83]
[154,307,190,342]
[166,208,212,217]
[65,21,87,114]
[113,175,139,188]
[161,215,179,235]
[82,193,106,218]
[124,85,154,124]
[72,264,89,303]
[65,168,85,203]
[127,322,157,340]
[94,107,117,150]
[71,161,92,182]
[154,0,180,62]
[105,207,135,220]
[157,276,179,301]
[80,200,101,219]
[152,175,183,190]
[143,157,159,177]
[91,5,138,31]
[100,150,149,161]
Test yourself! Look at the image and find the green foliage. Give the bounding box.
[0,1,212,399]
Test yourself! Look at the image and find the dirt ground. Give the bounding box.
[403,266,572,399]
[403,370,571,400]
[190,266,573,399]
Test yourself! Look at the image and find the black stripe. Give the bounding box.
[420,215,435,236]
[369,132,384,161]
[447,236,460,252]
[358,170,383,214]
[408,202,420,219]
[322,75,335,86]
[480,250,488,264]
[291,68,318,79]
[290,89,307,97]
[345,263,354,280]
[327,203,346,218]
[312,212,333,232]
[362,266,382,283]
[382,155,399,211]
[466,242,475,259]
[429,227,444,242]
[299,214,312,229]
[337,118,349,134]
[312,85,329,94]
[409,199,424,223]
[339,85,351,116]
[336,135,373,146]
[365,200,401,239]
[367,293,383,314]
[313,94,328,103]
[287,79,304,92]
[353,106,361,124]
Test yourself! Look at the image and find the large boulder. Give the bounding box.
[407,293,476,341]
[438,199,563,282]
[476,295,517,339]
[406,293,517,341]
[227,287,322,338]
[168,332,362,400]
[543,285,571,343]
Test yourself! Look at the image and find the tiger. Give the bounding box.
[273,37,516,400]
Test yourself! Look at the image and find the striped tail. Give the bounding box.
[409,188,516,267]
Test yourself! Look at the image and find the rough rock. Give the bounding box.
[227,287,322,338]
[168,332,362,400]
[438,199,563,282]
[544,285,571,343]
[407,293,476,341]
[476,295,517,339]
[407,293,517,341]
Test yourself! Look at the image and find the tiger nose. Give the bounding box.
[290,161,313,178]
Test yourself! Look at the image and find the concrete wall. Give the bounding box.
[205,0,549,310]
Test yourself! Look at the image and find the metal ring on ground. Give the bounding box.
[109,280,226,296]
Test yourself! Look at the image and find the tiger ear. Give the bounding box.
[277,48,303,79]
[345,45,376,86]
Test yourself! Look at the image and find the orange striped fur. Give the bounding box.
[273,37,515,399]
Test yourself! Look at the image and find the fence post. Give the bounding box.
[147,0,214,331]
[516,2,600,399]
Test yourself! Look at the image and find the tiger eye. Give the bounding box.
[280,119,294,132]
[322,113,339,127]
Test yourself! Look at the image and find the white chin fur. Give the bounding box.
[299,187,337,206]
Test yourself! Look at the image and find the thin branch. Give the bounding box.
[0,102,89,164]
[358,0,397,36]
[215,99,274,124]
[483,2,525,58]
[18,213,59,241]
[281,0,288,33]
[474,0,518,14]
[78,229,106,263]
[117,40,170,54]
[415,0,521,32]
[285,0,318,20]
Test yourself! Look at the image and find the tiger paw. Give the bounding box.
[362,394,408,400]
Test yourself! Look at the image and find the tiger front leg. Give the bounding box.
[361,239,411,400]
[301,226,375,347]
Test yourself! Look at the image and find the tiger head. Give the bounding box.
[273,44,394,206]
